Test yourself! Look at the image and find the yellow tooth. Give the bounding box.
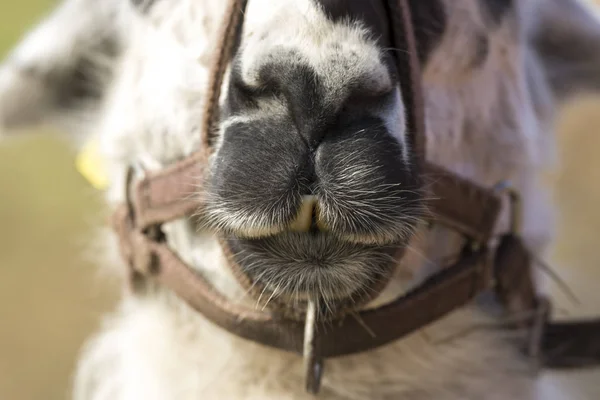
[289,195,316,232]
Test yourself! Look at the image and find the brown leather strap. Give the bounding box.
[386,0,427,165]
[425,163,501,244]
[130,152,205,230]
[114,203,491,357]
[201,0,248,149]
[541,318,600,368]
[494,234,538,320]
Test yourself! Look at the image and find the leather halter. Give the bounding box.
[112,0,600,394]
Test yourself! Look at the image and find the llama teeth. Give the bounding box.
[314,202,329,232]
[289,195,317,233]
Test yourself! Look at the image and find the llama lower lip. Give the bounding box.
[226,232,400,303]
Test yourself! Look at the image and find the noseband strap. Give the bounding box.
[386,0,426,165]
[201,0,248,149]
[111,0,600,394]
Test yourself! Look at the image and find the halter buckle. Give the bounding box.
[493,180,523,236]
[527,296,551,371]
[112,165,164,290]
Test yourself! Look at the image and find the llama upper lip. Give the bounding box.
[228,229,338,245]
[223,219,408,247]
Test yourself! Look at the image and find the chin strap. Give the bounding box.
[112,168,600,394]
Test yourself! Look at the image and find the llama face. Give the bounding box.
[2,0,600,311]
[204,0,440,304]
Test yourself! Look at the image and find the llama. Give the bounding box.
[1,0,600,398]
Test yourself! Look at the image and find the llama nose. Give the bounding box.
[289,195,327,233]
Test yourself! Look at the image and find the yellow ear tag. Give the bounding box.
[76,138,109,190]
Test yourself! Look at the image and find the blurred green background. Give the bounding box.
[1,1,600,400]
[0,2,117,400]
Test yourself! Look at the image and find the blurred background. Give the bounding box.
[1,1,600,399]
[0,2,118,399]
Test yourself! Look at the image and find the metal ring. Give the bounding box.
[304,300,324,394]
[493,180,523,235]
